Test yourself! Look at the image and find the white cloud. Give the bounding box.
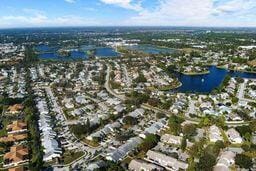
[127,0,214,26]
[125,0,256,27]
[64,0,76,4]
[100,0,142,11]
[0,13,99,28]
[214,0,256,15]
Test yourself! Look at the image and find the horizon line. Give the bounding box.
[1,25,256,30]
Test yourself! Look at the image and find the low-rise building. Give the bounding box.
[129,159,164,171]
[226,128,243,144]
[0,133,27,143]
[4,145,29,167]
[209,125,223,142]
[213,151,236,171]
[161,134,181,145]
[7,121,27,134]
[106,137,142,162]
[146,150,188,171]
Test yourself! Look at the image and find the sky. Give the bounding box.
[0,0,256,28]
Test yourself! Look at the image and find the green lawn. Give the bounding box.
[62,151,84,165]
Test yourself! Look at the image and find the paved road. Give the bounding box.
[237,79,254,103]
[44,86,99,168]
[237,79,247,99]
[122,64,132,87]
[187,99,196,117]
[104,65,126,101]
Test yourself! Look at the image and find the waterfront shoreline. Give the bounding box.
[181,70,210,76]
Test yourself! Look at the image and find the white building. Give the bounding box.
[213,151,236,171]
[209,125,223,142]
[146,150,188,171]
[226,128,243,144]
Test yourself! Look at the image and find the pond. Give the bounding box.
[173,66,256,93]
[126,44,177,54]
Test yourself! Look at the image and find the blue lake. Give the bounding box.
[36,44,58,52]
[174,66,256,93]
[38,51,88,61]
[80,45,120,57]
[127,45,176,54]
[37,45,119,60]
[95,47,119,57]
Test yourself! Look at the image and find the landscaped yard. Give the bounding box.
[62,150,84,165]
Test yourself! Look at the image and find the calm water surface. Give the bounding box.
[174,66,256,93]
[127,45,177,54]
[37,45,119,60]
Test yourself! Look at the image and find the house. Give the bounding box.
[106,137,142,162]
[41,131,62,162]
[8,166,25,171]
[226,128,243,144]
[86,160,106,171]
[140,119,167,138]
[252,133,256,144]
[0,133,27,143]
[213,151,236,171]
[4,145,29,167]
[36,99,62,162]
[7,104,24,114]
[146,150,188,171]
[86,121,121,141]
[7,121,27,134]
[129,159,164,171]
[161,134,181,145]
[209,125,223,142]
[128,108,145,118]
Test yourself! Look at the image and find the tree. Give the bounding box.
[147,98,160,107]
[168,115,184,135]
[156,113,166,119]
[249,120,256,132]
[231,97,239,104]
[139,134,160,152]
[216,115,227,129]
[236,77,244,84]
[135,73,147,83]
[236,125,252,139]
[182,124,197,138]
[235,154,253,169]
[106,161,125,171]
[199,117,210,127]
[123,116,138,126]
[215,140,225,149]
[197,152,216,170]
[181,137,187,151]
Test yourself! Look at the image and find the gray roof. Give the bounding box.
[107,137,142,162]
